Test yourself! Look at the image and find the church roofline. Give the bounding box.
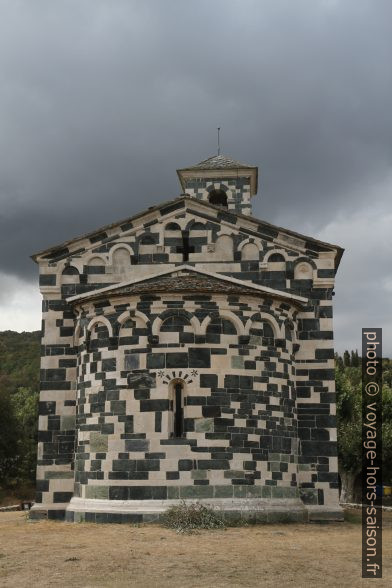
[31,195,344,269]
[66,264,308,306]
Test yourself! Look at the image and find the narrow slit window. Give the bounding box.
[174,382,183,438]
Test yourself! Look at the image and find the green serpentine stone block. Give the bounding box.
[90,433,108,453]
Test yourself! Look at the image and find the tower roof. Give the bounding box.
[179,154,256,171]
[177,154,259,196]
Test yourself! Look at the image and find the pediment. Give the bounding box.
[67,265,307,307]
[32,196,343,269]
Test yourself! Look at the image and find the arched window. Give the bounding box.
[166,222,181,231]
[269,253,285,262]
[208,189,228,208]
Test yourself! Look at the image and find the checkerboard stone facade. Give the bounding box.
[31,155,344,523]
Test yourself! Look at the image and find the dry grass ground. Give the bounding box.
[0,509,391,588]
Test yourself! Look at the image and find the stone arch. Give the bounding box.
[160,314,192,331]
[241,242,260,261]
[139,233,156,245]
[113,249,132,272]
[118,310,149,351]
[215,234,233,261]
[185,220,206,232]
[117,309,149,329]
[208,189,228,208]
[86,316,113,351]
[294,259,314,280]
[206,310,245,339]
[61,265,80,284]
[219,310,246,335]
[87,316,113,338]
[264,249,288,263]
[165,222,182,232]
[181,220,208,260]
[154,310,197,345]
[207,183,229,194]
[109,243,134,267]
[86,254,106,266]
[269,253,285,262]
[164,221,183,252]
[238,238,260,253]
[152,309,199,337]
[138,233,157,257]
[246,312,281,340]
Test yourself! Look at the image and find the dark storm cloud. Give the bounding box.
[0,0,391,350]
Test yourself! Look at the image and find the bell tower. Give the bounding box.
[177,154,258,216]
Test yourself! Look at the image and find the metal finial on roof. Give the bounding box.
[217,127,221,155]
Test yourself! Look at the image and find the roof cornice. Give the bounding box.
[67,264,308,307]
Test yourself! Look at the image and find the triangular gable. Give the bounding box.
[32,195,343,268]
[67,264,308,306]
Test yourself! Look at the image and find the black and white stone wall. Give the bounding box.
[32,195,341,521]
[183,176,253,216]
[69,289,298,506]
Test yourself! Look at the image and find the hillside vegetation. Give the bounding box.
[0,330,40,497]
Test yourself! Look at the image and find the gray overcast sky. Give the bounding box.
[0,0,391,354]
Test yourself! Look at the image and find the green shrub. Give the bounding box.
[161,501,225,533]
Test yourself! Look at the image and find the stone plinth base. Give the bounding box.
[307,505,344,522]
[64,497,343,524]
[29,502,69,521]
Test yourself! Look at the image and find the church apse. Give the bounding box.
[66,282,301,517]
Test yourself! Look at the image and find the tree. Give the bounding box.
[335,366,362,501]
[335,355,392,500]
[335,352,344,371]
[343,350,351,367]
[350,350,360,367]
[0,379,19,485]
[0,331,40,492]
[382,384,392,485]
[11,387,39,482]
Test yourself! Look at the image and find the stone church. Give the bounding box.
[31,154,344,523]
